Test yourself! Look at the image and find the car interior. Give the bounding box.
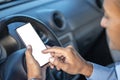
[0,0,117,80]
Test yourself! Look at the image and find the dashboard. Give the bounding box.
[0,0,104,53]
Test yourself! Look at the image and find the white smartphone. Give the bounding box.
[16,23,51,67]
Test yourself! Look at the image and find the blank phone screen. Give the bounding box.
[16,23,51,67]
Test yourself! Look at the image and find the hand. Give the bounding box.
[25,45,42,80]
[43,45,93,77]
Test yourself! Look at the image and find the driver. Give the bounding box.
[26,0,120,80]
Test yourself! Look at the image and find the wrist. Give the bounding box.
[28,78,42,80]
[79,61,93,77]
[27,73,42,80]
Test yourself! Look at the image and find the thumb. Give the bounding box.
[25,45,36,63]
[25,45,42,79]
[26,45,32,55]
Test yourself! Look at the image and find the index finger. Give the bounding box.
[42,46,67,57]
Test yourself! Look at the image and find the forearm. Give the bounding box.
[78,61,93,77]
[86,63,117,80]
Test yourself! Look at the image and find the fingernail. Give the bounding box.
[42,49,47,52]
[27,45,31,49]
[51,65,54,69]
[49,57,55,63]
[46,45,50,48]
[42,50,45,53]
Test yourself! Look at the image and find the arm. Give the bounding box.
[43,45,117,80]
[87,63,117,80]
[43,45,93,77]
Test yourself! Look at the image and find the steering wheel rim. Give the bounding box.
[0,14,62,54]
[0,14,62,80]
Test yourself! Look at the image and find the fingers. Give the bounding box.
[25,45,42,79]
[43,45,74,71]
[25,45,32,62]
[42,46,67,58]
[49,62,54,69]
[26,45,32,55]
[25,45,36,64]
[25,45,40,67]
[66,45,73,49]
[49,57,68,71]
[43,46,64,54]
[46,45,51,48]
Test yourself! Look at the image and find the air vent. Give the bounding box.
[51,11,66,31]
[37,9,66,31]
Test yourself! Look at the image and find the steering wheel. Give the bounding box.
[0,15,62,80]
[0,15,82,80]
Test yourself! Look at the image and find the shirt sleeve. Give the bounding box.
[29,78,42,80]
[86,63,117,80]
